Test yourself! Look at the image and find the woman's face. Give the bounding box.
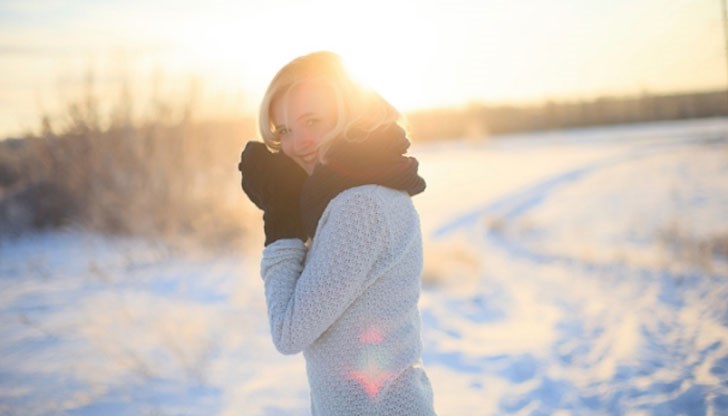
[272,80,338,175]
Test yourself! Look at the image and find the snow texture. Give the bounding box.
[1,118,727,415]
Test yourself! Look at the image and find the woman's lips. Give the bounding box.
[299,152,317,164]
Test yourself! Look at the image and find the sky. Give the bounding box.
[0,0,725,138]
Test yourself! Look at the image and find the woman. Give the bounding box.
[238,51,436,415]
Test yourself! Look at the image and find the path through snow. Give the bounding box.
[1,118,727,415]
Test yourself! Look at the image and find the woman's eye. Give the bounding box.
[277,127,291,137]
[305,118,319,127]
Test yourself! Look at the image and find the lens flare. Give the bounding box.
[347,324,397,399]
[359,325,384,344]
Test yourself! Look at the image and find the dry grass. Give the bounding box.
[658,222,728,275]
[0,76,260,251]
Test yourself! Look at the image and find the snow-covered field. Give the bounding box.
[1,118,728,415]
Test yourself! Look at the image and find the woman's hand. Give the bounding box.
[238,141,308,245]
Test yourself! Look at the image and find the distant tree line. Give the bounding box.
[2,81,726,241]
[406,89,728,142]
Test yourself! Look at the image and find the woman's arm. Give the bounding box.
[260,187,390,354]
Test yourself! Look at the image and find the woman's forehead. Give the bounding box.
[272,80,337,125]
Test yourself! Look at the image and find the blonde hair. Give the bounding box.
[258,51,403,160]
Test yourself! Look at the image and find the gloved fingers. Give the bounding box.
[270,152,309,187]
[240,141,272,173]
[239,141,275,209]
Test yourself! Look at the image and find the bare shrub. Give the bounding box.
[1,71,258,250]
[0,181,76,234]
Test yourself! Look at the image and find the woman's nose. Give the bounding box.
[293,130,315,153]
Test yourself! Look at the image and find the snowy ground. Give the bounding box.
[1,118,728,415]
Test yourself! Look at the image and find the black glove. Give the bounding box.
[238,141,308,246]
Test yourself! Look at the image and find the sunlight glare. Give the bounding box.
[158,0,446,114]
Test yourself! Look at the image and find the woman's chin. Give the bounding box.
[302,163,317,176]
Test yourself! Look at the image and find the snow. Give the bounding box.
[2,118,728,415]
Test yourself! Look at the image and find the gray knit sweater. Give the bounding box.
[260,185,436,416]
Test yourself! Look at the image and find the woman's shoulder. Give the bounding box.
[329,185,413,212]
[323,185,418,232]
[315,185,421,248]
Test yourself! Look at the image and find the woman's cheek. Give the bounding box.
[280,140,294,158]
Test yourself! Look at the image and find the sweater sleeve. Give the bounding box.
[260,188,390,355]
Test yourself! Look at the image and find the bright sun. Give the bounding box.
[341,48,434,113]
[164,1,445,115]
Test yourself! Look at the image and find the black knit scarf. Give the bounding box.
[300,123,426,239]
